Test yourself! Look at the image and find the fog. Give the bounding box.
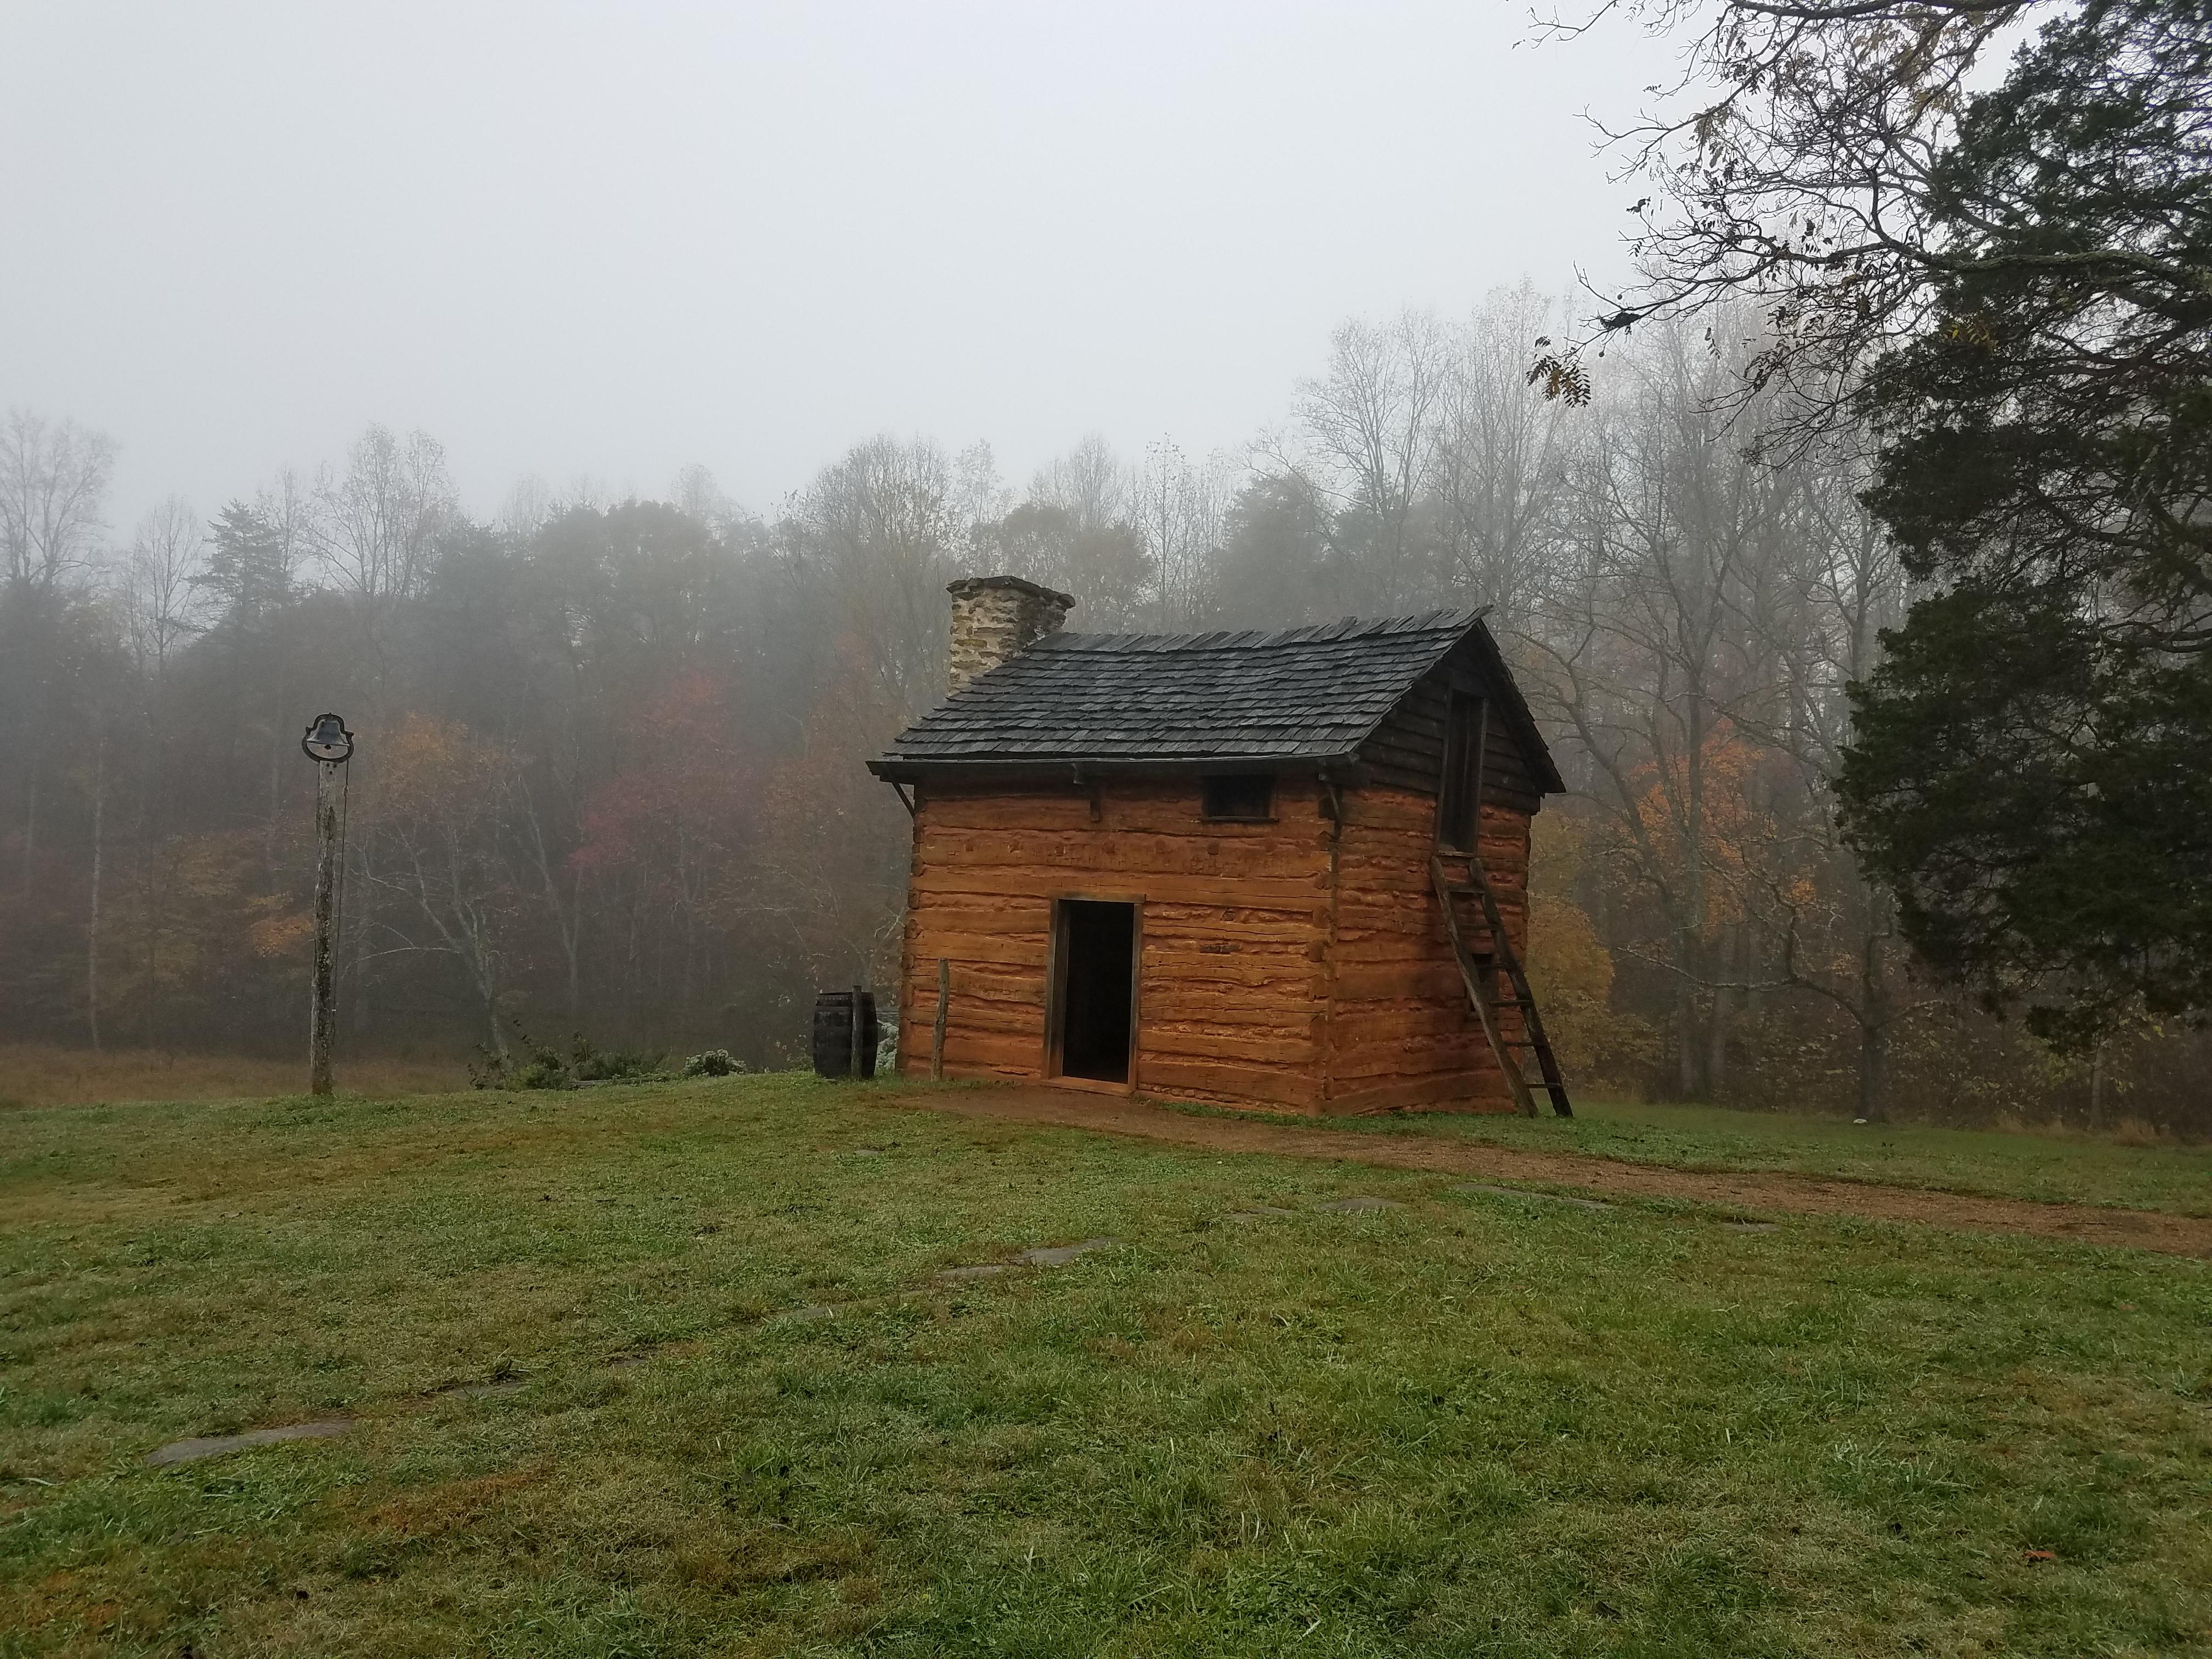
[3,2,1656,527]
[9,3,2198,1130]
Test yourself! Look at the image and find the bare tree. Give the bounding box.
[0,409,116,596]
[1430,286,1577,626]
[1133,438,1235,629]
[795,436,967,718]
[122,497,205,675]
[1534,0,2039,431]
[312,425,456,600]
[1519,321,1795,1095]
[1275,311,1454,611]
[1030,435,1128,535]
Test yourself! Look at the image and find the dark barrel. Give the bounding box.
[810,989,878,1079]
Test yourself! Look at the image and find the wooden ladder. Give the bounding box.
[1429,853,1573,1118]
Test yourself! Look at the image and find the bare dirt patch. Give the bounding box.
[874,1085,2212,1259]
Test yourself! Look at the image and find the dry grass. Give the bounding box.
[0,1045,469,1109]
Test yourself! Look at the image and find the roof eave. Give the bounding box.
[867,753,1364,785]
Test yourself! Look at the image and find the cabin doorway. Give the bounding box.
[1052,900,1137,1084]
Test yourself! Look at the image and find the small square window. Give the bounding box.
[1201,774,1274,821]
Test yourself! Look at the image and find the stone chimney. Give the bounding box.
[946,575,1075,695]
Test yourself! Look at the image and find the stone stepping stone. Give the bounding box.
[1723,1220,1777,1233]
[934,1263,1008,1282]
[1226,1206,1296,1222]
[147,1420,352,1468]
[1316,1196,1405,1213]
[1454,1182,1613,1212]
[1015,1237,1119,1266]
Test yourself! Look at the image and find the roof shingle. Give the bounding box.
[871,608,1555,791]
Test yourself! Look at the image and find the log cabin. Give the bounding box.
[867,575,1571,1116]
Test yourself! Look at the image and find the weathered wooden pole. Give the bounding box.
[930,957,949,1081]
[301,714,354,1098]
[309,760,341,1095]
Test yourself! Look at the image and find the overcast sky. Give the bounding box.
[1,2,1664,529]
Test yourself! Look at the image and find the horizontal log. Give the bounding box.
[1133,999,1321,1032]
[1142,1027,1318,1066]
[1329,940,1440,970]
[1128,915,1320,945]
[938,1033,1048,1071]
[1324,1073,1517,1116]
[1331,964,1466,1002]
[1141,960,1321,992]
[905,933,1049,968]
[918,828,1330,881]
[1329,1045,1495,1084]
[1329,1005,1481,1042]
[901,904,1052,936]
[1138,1056,1321,1109]
[918,1002,1045,1039]
[911,868,1330,907]
[922,791,1330,836]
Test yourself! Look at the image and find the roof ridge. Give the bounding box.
[1041,606,1485,654]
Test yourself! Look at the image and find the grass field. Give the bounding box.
[4,1076,2210,1656]
[0,1046,470,1110]
[1221,1096,2212,1218]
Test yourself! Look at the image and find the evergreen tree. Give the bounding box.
[1837,0,2212,1045]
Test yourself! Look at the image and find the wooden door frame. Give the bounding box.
[1043,890,1144,1094]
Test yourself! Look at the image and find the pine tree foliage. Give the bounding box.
[1838,0,2212,1045]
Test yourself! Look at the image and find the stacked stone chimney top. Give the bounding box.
[946,575,1076,696]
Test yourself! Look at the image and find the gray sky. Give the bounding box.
[1,2,1663,528]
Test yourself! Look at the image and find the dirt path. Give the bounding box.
[872,1085,2212,1259]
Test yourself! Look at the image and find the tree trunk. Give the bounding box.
[1674,933,1699,1098]
[1856,1018,1888,1124]
[1705,924,1735,1098]
[1856,915,1891,1122]
[86,747,104,1052]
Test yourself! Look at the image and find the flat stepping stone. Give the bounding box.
[1455,1183,1613,1212]
[934,1263,1008,1282]
[1723,1220,1778,1233]
[1226,1206,1296,1222]
[1015,1237,1119,1266]
[1317,1196,1405,1212]
[147,1420,352,1468]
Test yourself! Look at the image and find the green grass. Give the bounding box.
[4,1076,2210,1656]
[1154,1094,2212,1217]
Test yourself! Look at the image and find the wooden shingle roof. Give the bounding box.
[870,608,1561,792]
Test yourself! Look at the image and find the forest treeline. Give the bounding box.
[5,285,2202,1131]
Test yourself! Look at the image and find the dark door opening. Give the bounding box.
[1054,900,1136,1083]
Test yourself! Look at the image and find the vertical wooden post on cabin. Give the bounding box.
[931,957,949,1081]
[309,759,341,1097]
[849,983,863,1077]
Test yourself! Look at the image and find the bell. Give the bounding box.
[302,713,354,763]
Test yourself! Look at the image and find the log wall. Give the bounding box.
[1317,785,1533,1115]
[896,776,1335,1110]
[895,770,1537,1118]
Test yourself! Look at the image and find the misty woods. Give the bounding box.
[3,290,2202,1131]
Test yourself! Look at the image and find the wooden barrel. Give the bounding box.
[810,989,878,1079]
